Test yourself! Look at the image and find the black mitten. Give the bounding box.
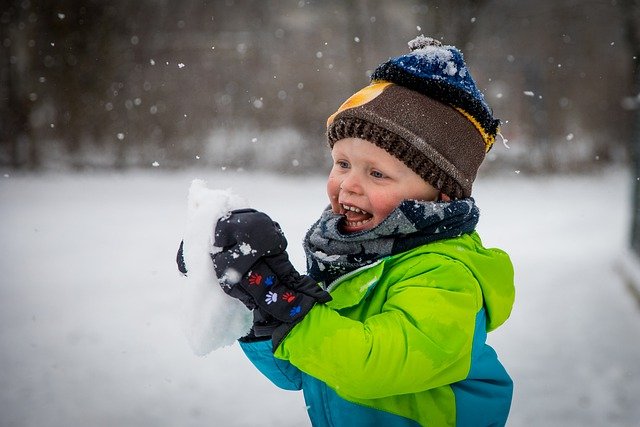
[213,248,330,323]
[261,252,332,303]
[211,208,287,284]
[178,208,286,278]
[211,209,331,330]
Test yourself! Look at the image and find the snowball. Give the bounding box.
[238,242,255,255]
[179,179,253,356]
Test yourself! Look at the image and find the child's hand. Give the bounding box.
[174,207,282,278]
[212,209,288,285]
[211,209,331,344]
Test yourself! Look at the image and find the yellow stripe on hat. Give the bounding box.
[454,107,496,152]
[327,81,393,127]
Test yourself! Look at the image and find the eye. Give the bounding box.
[336,160,350,169]
[370,170,385,179]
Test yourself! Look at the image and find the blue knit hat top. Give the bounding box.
[370,35,499,148]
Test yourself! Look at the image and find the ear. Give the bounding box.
[439,193,451,202]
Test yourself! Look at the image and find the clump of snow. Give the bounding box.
[313,251,340,262]
[238,242,255,256]
[407,35,458,76]
[179,179,253,356]
[220,267,242,286]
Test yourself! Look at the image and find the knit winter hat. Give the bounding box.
[327,36,500,199]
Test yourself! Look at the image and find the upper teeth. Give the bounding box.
[342,204,367,214]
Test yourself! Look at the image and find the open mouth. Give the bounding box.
[341,203,373,229]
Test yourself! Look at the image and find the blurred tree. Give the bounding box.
[1,1,132,169]
[1,1,40,169]
[44,1,123,169]
[621,0,640,256]
[0,0,637,174]
[472,0,633,172]
[421,0,490,48]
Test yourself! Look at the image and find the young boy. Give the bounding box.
[203,36,515,426]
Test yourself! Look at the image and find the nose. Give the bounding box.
[340,172,363,195]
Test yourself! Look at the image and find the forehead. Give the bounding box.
[332,138,400,164]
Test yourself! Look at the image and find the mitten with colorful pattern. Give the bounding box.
[211,209,331,339]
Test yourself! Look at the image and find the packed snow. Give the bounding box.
[179,179,252,356]
[1,168,639,426]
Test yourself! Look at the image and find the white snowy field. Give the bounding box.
[1,168,640,427]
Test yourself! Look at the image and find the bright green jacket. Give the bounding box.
[240,231,515,426]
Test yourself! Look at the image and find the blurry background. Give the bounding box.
[1,0,639,174]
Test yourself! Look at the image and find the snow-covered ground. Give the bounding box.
[1,168,639,426]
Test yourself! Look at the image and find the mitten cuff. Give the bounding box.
[238,329,271,344]
[252,309,281,337]
[271,322,297,352]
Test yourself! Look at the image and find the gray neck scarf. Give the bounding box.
[303,198,479,286]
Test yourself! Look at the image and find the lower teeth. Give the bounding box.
[346,218,372,227]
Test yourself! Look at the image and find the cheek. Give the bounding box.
[370,192,404,219]
[326,175,341,211]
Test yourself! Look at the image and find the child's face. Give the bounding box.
[327,138,439,233]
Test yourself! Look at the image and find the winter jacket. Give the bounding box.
[240,231,515,426]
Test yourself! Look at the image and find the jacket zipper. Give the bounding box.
[325,258,387,292]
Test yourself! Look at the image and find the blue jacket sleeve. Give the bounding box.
[239,339,303,391]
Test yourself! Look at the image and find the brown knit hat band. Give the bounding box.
[328,117,467,199]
